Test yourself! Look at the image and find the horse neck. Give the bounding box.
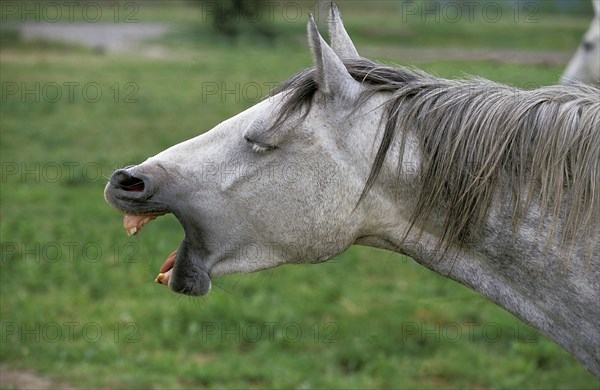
[355,111,600,377]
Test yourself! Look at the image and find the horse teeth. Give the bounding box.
[127,226,138,237]
[155,273,164,284]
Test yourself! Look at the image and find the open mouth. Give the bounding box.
[107,167,212,296]
[121,210,212,296]
[122,213,174,285]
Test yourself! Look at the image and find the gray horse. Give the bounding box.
[561,0,600,85]
[105,5,600,377]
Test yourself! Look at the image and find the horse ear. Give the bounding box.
[307,13,358,98]
[328,3,360,59]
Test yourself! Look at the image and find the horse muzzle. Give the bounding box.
[104,166,168,215]
[104,165,212,297]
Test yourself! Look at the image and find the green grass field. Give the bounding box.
[1,1,599,388]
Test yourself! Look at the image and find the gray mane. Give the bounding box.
[270,59,600,254]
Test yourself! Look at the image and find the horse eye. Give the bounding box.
[582,41,594,51]
[244,137,276,153]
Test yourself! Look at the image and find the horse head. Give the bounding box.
[561,0,600,85]
[104,5,400,296]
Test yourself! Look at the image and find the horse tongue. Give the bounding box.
[155,251,177,285]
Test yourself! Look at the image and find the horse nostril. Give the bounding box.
[111,169,146,192]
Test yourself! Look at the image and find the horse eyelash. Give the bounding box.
[245,137,276,153]
[251,143,269,153]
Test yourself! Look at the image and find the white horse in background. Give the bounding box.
[105,4,600,377]
[561,0,600,85]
